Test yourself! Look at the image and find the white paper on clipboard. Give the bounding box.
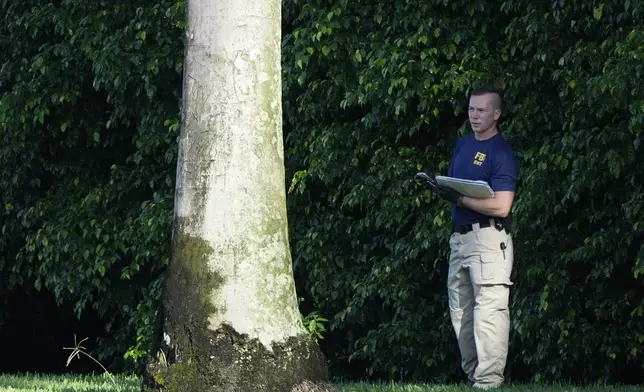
[435,176,495,199]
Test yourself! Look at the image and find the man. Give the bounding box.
[435,86,519,389]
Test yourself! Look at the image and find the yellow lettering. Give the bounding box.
[474,152,487,162]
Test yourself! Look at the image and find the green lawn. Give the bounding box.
[0,373,139,392]
[336,382,641,392]
[0,374,639,392]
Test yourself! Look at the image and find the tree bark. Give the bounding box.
[142,0,328,390]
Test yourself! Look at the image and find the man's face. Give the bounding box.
[468,93,501,134]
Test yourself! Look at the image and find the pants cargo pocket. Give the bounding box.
[477,252,513,286]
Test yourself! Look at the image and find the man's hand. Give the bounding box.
[414,171,463,206]
[436,185,463,206]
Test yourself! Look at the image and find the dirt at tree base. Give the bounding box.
[142,323,330,392]
[290,380,339,392]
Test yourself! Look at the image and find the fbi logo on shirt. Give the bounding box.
[473,152,486,166]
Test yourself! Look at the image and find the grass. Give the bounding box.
[0,373,140,392]
[336,382,643,392]
[337,383,474,392]
[0,375,640,392]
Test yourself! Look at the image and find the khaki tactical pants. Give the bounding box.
[448,219,513,389]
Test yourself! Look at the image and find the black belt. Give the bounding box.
[453,219,496,234]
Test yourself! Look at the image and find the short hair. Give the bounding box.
[469,86,503,110]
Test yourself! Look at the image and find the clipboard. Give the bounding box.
[435,176,495,199]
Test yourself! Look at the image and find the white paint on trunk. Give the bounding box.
[173,0,304,349]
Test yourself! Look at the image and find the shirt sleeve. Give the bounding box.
[490,143,519,192]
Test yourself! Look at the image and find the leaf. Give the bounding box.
[593,5,603,20]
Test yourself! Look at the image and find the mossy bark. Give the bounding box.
[143,324,328,392]
[142,222,328,392]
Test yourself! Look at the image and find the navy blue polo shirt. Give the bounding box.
[448,132,519,226]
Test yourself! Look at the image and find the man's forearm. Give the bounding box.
[460,193,513,218]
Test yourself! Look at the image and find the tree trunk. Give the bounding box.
[142,0,328,390]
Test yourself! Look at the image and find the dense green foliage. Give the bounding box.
[1,0,643,385]
[282,0,644,384]
[0,0,184,371]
